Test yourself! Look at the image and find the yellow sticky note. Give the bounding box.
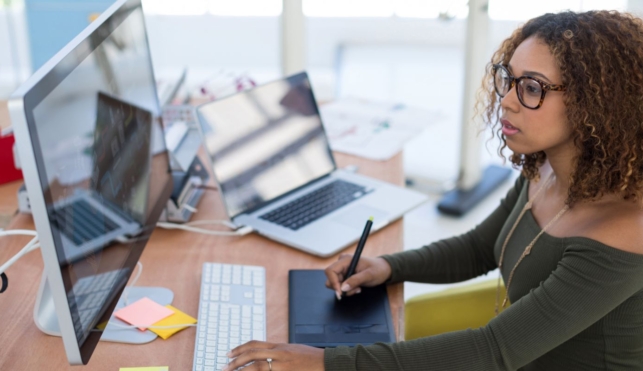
[149,305,197,340]
[119,368,168,371]
[95,321,108,331]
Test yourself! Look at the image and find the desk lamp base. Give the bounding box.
[437,165,512,216]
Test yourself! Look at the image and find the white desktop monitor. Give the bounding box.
[8,0,173,365]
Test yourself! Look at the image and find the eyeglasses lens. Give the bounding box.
[517,79,543,108]
[494,66,543,109]
[494,67,511,97]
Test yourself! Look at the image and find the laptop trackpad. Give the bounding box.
[332,205,388,230]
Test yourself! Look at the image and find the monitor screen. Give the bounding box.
[197,72,336,218]
[11,0,172,364]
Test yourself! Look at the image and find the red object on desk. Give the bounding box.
[0,133,22,185]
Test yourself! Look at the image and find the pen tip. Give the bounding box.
[369,216,374,222]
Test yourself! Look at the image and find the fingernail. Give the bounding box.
[226,352,232,358]
[222,366,229,371]
[341,283,350,292]
[335,291,342,300]
[356,288,361,294]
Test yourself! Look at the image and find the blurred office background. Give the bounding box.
[0,0,639,298]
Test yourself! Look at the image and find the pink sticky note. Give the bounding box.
[114,297,174,331]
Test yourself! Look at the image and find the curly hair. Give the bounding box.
[481,10,643,207]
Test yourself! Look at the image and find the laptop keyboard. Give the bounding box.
[259,180,368,230]
[53,199,119,245]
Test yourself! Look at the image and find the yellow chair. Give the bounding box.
[405,279,508,340]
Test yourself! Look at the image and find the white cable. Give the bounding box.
[129,261,143,288]
[92,322,197,332]
[121,261,143,306]
[156,222,253,236]
[182,204,198,213]
[0,236,39,275]
[109,322,197,330]
[185,219,237,229]
[0,229,39,237]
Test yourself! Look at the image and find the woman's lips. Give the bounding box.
[501,119,520,136]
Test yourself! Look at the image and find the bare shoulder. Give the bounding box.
[579,201,643,255]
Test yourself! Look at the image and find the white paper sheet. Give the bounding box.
[320,98,443,161]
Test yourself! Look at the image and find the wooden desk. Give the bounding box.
[0,143,406,369]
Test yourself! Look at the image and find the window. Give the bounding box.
[303,0,468,18]
[394,0,468,19]
[142,0,281,16]
[1,0,25,10]
[303,0,394,17]
[209,0,281,16]
[303,0,627,19]
[488,0,628,20]
[142,0,207,15]
[140,0,628,19]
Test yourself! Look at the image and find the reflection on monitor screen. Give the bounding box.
[47,94,153,270]
[92,92,151,224]
[9,0,173,365]
[197,72,336,218]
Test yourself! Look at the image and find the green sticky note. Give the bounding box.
[120,367,168,371]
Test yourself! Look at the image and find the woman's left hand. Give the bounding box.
[223,341,325,371]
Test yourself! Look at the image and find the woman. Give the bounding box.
[223,10,643,370]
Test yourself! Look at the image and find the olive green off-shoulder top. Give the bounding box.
[324,175,643,370]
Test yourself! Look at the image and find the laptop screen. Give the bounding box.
[197,72,336,218]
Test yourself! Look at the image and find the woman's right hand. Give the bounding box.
[324,254,392,299]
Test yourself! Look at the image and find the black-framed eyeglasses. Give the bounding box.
[492,64,566,109]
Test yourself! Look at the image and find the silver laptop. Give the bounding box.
[196,72,428,257]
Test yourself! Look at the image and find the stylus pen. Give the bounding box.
[341,216,374,298]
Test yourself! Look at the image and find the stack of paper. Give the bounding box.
[320,98,442,161]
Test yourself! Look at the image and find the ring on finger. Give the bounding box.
[266,358,273,371]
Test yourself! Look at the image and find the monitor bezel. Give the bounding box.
[9,0,172,364]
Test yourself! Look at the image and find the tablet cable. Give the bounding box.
[0,229,41,293]
[156,220,253,236]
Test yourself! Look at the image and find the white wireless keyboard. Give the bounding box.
[192,263,266,371]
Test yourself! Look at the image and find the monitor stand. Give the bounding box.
[33,273,174,344]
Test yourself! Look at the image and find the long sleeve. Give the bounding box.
[380,175,526,284]
[324,241,643,370]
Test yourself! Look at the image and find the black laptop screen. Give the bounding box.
[197,72,336,218]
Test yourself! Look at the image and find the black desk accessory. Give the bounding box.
[288,270,395,347]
